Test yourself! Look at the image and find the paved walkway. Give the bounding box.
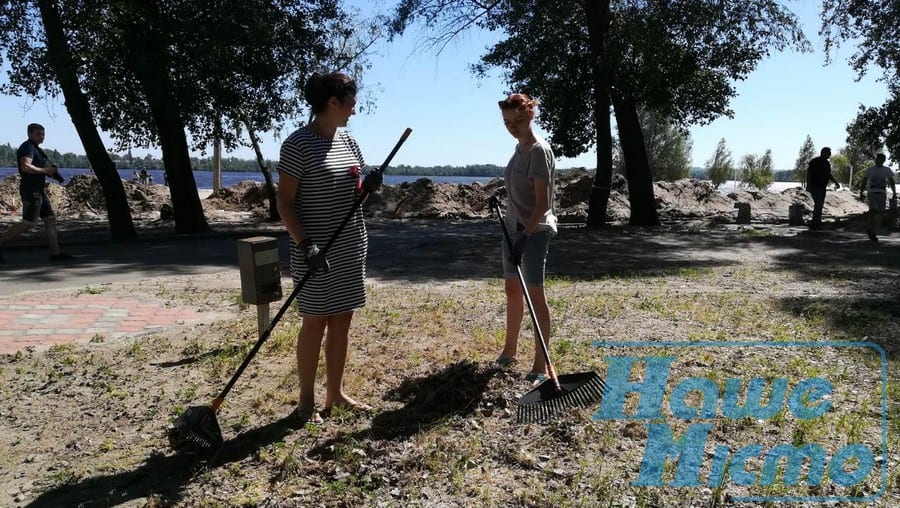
[0,294,205,354]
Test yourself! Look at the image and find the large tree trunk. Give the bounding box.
[122,2,209,234]
[611,91,660,227]
[584,0,612,228]
[36,0,136,240]
[245,121,279,221]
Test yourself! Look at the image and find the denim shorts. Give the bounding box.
[21,191,54,222]
[867,191,886,213]
[501,229,553,285]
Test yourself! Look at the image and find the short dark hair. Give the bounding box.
[876,153,886,163]
[27,123,45,134]
[304,72,357,115]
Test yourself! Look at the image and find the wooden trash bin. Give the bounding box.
[734,202,751,224]
[789,204,805,226]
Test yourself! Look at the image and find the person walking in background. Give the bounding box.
[0,123,72,264]
[493,93,558,385]
[276,71,376,425]
[806,147,840,230]
[859,153,896,242]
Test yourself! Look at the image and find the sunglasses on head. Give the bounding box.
[498,99,520,110]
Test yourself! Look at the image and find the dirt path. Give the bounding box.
[1,219,898,507]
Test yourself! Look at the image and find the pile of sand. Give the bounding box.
[0,169,872,224]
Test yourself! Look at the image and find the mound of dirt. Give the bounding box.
[0,169,872,225]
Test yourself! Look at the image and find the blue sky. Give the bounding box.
[0,2,889,171]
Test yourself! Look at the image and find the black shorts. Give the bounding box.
[21,191,54,222]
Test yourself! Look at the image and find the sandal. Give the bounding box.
[494,356,517,369]
[524,372,549,384]
[294,407,324,426]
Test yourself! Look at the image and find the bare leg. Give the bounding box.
[322,311,361,409]
[500,276,524,360]
[526,284,552,374]
[296,315,327,411]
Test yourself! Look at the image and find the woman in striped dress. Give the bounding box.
[276,72,371,424]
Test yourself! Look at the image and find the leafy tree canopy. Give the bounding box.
[1,0,378,155]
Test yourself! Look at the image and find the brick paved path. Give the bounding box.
[0,294,205,354]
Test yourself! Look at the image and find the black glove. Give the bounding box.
[50,165,63,183]
[362,170,383,193]
[299,239,329,275]
[488,195,501,211]
[510,231,528,265]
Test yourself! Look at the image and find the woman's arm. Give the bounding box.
[523,177,550,235]
[276,172,308,246]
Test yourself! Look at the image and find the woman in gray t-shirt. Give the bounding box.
[495,93,558,384]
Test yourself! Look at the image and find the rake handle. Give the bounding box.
[491,203,562,394]
[210,128,413,412]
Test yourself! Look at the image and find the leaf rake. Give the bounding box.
[489,199,606,424]
[168,128,413,453]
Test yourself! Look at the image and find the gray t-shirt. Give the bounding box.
[864,165,894,193]
[503,137,557,233]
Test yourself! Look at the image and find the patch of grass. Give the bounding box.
[48,343,76,354]
[126,340,147,359]
[76,285,106,296]
[47,467,80,488]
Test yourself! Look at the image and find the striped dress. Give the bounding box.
[277,126,367,316]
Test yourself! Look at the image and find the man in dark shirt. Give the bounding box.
[0,123,72,263]
[805,146,841,230]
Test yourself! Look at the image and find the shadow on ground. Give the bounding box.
[25,361,498,507]
[309,361,499,456]
[7,218,899,294]
[776,294,900,360]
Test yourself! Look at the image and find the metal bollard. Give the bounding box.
[237,237,283,337]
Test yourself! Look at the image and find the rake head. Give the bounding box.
[168,405,224,453]
[517,371,606,424]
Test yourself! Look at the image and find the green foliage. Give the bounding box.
[793,135,815,185]
[705,138,734,188]
[842,114,881,182]
[0,1,377,155]
[614,109,692,181]
[740,149,775,190]
[391,0,807,226]
[829,153,851,184]
[822,2,900,156]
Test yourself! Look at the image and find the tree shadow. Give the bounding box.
[26,415,304,507]
[757,231,900,283]
[365,220,740,282]
[775,294,900,361]
[25,361,497,507]
[308,361,500,459]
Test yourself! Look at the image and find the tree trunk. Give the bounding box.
[611,91,660,227]
[36,0,136,240]
[122,2,209,234]
[245,121,279,221]
[584,0,613,228]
